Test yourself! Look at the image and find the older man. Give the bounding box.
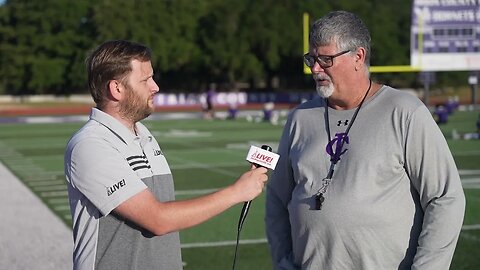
[265,11,465,270]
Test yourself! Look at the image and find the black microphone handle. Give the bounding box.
[238,145,272,231]
[238,201,251,231]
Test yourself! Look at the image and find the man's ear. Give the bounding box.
[354,47,366,64]
[108,80,123,101]
[352,47,367,71]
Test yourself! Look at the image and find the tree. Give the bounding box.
[0,0,469,95]
[91,0,207,91]
[195,0,251,88]
[240,0,302,90]
[0,0,95,95]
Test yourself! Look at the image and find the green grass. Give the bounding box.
[0,110,479,269]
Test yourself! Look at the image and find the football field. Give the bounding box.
[0,110,478,269]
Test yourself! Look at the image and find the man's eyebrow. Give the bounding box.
[143,73,154,80]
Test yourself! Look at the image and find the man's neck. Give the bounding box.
[327,81,379,110]
[99,105,137,135]
[118,115,137,135]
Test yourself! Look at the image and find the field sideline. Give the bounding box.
[0,109,479,269]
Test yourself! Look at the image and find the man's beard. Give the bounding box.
[313,74,334,98]
[119,84,153,123]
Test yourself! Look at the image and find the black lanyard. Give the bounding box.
[315,80,372,210]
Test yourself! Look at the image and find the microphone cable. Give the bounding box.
[232,145,272,270]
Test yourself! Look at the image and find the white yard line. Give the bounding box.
[462,178,480,184]
[462,177,480,189]
[181,223,480,249]
[459,170,480,175]
[181,238,267,248]
[462,224,480,230]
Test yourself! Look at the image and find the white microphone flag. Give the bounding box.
[245,145,280,170]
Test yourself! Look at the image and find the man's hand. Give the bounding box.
[231,165,269,203]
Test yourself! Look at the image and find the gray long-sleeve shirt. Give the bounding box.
[265,86,465,270]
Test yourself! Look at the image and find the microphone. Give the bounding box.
[233,144,278,270]
[237,144,273,231]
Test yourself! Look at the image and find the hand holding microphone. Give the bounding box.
[232,145,279,270]
[238,145,279,230]
[233,163,268,203]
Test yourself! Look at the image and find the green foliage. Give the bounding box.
[0,0,95,94]
[0,0,474,95]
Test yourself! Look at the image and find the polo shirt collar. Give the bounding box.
[89,107,141,144]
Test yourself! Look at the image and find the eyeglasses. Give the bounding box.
[303,50,350,69]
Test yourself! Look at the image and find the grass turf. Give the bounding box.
[0,110,478,269]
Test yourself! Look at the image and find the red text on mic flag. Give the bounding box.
[245,145,279,170]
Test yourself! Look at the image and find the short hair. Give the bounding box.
[86,40,152,107]
[309,11,371,67]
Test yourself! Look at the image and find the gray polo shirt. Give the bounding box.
[65,108,182,270]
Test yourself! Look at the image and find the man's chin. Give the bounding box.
[316,88,333,98]
[148,104,155,113]
[142,108,153,120]
[149,98,157,109]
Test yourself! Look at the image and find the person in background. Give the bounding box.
[262,102,279,125]
[265,11,465,270]
[64,40,268,270]
[227,102,238,120]
[202,83,216,119]
[434,104,448,124]
[476,113,480,137]
[444,96,457,115]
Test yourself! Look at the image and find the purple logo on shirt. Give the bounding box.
[326,132,349,163]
